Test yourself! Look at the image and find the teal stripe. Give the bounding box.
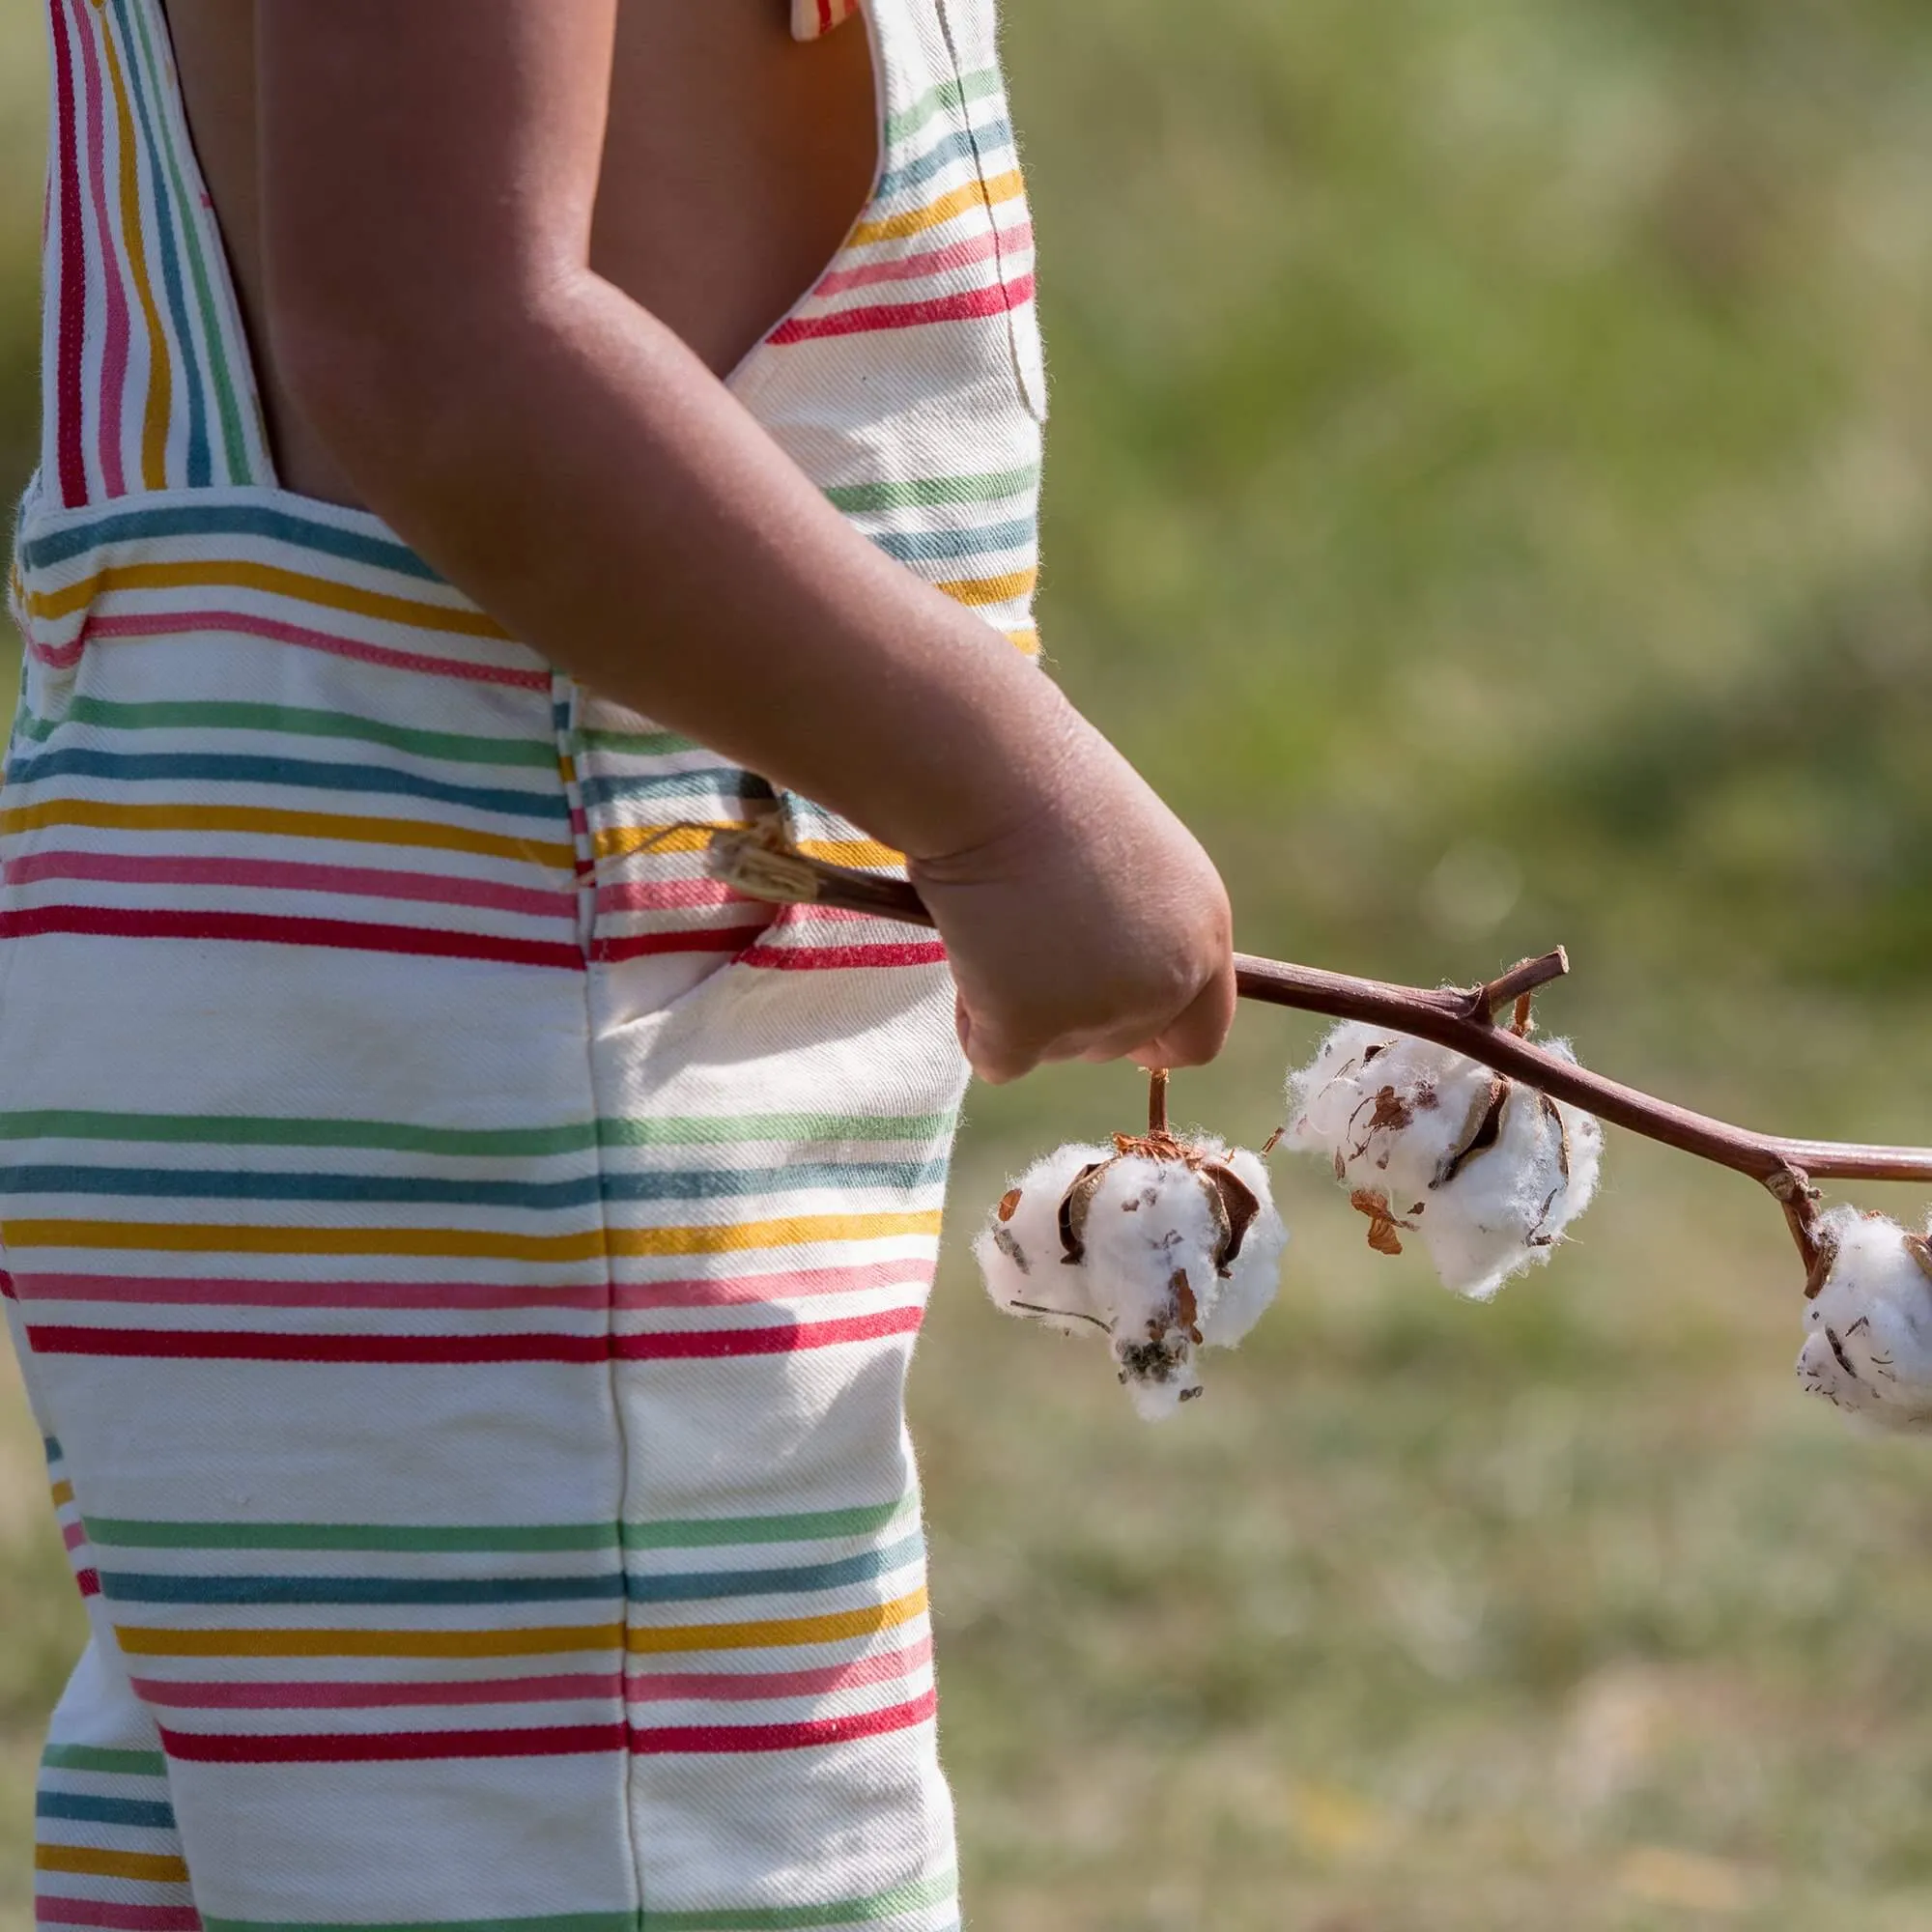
[19,501,437,578]
[824,463,1039,515]
[41,1745,167,1776]
[641,1870,957,1930]
[884,65,1001,141]
[15,695,556,768]
[123,0,254,480]
[0,1109,953,1154]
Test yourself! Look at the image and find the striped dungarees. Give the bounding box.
[4,0,1044,1924]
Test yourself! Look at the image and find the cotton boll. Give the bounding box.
[973,1142,1114,1338]
[1416,1043,1603,1300]
[1196,1144,1290,1348]
[1285,1023,1605,1295]
[1796,1206,1932,1433]
[1074,1155,1223,1417]
[1284,1024,1492,1210]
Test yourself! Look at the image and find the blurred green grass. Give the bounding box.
[7,0,1932,1924]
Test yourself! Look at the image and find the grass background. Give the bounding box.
[6,0,1932,1923]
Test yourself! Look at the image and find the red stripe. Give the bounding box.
[631,1687,937,1755]
[74,1567,100,1598]
[590,922,773,964]
[26,1326,609,1364]
[0,905,584,971]
[0,1269,14,1300]
[48,1,88,507]
[614,1305,923,1360]
[158,1721,626,1764]
[36,1902,202,1932]
[736,941,949,972]
[816,0,835,30]
[26,1312,922,1363]
[768,274,1036,347]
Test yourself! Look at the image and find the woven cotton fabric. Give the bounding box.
[5,0,1046,1924]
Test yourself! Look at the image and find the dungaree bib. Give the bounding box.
[4,0,1044,1924]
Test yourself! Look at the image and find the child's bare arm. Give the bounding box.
[257,0,1234,1080]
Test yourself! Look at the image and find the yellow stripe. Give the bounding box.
[49,1479,74,1507]
[1004,627,1041,656]
[36,1843,189,1882]
[27,560,508,639]
[0,798,575,870]
[99,18,170,491]
[115,1622,623,1660]
[593,824,903,871]
[936,566,1038,609]
[629,1588,928,1656]
[848,169,1026,246]
[3,1209,941,1260]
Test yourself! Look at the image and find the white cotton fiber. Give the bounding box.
[1283,1020,1603,1299]
[1796,1206,1932,1433]
[972,1142,1114,1339]
[973,1134,1291,1421]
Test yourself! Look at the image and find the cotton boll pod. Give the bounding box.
[1415,1051,1604,1301]
[973,1142,1115,1338]
[1796,1206,1932,1433]
[1196,1143,1291,1349]
[1283,1022,1604,1293]
[974,1090,1291,1420]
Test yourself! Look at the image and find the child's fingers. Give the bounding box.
[1125,957,1237,1071]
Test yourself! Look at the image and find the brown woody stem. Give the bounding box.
[700,830,1932,1192]
[1149,1068,1170,1136]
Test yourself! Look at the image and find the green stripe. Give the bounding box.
[203,1918,633,1932]
[578,727,699,758]
[41,1745,167,1776]
[642,1872,956,1930]
[884,67,1000,142]
[625,1497,916,1551]
[82,1518,619,1553]
[79,1498,917,1555]
[16,696,555,768]
[124,0,255,483]
[0,1110,953,1154]
[824,463,1039,515]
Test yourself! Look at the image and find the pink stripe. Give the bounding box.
[6,851,575,921]
[631,1686,937,1755]
[37,1903,201,1932]
[594,878,745,913]
[815,223,1031,298]
[62,610,550,690]
[737,940,950,972]
[62,1520,87,1551]
[9,1274,611,1311]
[768,273,1036,346]
[613,1261,933,1311]
[131,1672,621,1711]
[628,1639,932,1705]
[69,0,128,498]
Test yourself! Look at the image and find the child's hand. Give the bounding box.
[908,724,1236,1085]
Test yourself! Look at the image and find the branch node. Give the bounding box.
[1766,1164,1832,1295]
[1463,949,1571,1027]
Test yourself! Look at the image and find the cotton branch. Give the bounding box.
[699,831,1932,1253]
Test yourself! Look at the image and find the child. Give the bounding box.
[6,2,1233,1925]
